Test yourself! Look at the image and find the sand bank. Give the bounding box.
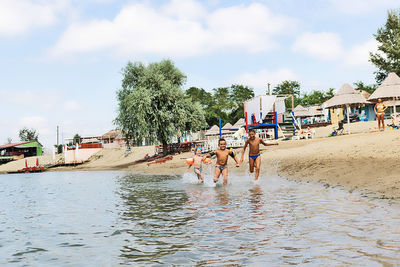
[1,120,399,199]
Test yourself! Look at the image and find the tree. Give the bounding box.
[273,80,301,108]
[7,137,12,144]
[115,60,206,154]
[229,84,255,123]
[185,87,216,126]
[299,88,336,106]
[369,9,400,83]
[353,81,377,94]
[19,127,38,142]
[272,80,301,97]
[73,134,82,144]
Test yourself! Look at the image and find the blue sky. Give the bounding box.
[0,0,398,148]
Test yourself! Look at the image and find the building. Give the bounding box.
[0,141,43,164]
[101,129,126,148]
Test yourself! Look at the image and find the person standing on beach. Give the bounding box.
[374,98,388,131]
[240,129,278,181]
[204,139,240,185]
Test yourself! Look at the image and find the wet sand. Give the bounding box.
[1,120,399,199]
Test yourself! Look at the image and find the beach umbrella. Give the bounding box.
[325,83,369,134]
[368,72,400,125]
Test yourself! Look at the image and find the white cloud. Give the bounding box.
[0,89,60,110]
[161,0,207,20]
[344,39,377,66]
[50,1,296,58]
[292,32,343,61]
[292,32,378,67]
[20,116,51,136]
[63,100,81,111]
[329,0,400,15]
[236,68,299,94]
[0,0,68,37]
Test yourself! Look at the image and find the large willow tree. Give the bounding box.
[115,60,206,154]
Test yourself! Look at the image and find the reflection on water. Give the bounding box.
[0,171,399,266]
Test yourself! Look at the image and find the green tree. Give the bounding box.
[353,81,377,94]
[115,60,206,154]
[73,134,82,144]
[273,80,301,108]
[18,127,38,142]
[7,137,12,144]
[299,88,336,106]
[229,84,255,123]
[210,87,232,124]
[369,9,400,83]
[185,87,216,126]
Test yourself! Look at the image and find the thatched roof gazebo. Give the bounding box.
[368,72,400,125]
[325,83,369,133]
[293,105,311,118]
[232,118,245,128]
[205,125,219,136]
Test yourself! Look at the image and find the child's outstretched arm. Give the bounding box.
[240,141,248,163]
[260,139,278,146]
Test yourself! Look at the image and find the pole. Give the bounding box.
[346,105,351,134]
[57,126,59,147]
[394,97,398,126]
[267,83,271,95]
[219,118,222,138]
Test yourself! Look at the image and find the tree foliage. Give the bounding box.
[185,84,254,126]
[19,127,39,142]
[369,9,400,83]
[353,81,377,94]
[299,88,335,106]
[115,60,206,154]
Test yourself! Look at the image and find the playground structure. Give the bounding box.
[244,94,297,140]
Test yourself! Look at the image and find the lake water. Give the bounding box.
[0,170,399,266]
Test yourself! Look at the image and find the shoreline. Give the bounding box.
[1,121,399,200]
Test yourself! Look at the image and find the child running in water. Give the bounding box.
[240,129,278,181]
[204,138,240,185]
[187,148,204,183]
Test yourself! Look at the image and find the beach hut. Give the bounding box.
[232,118,245,128]
[205,125,219,137]
[368,72,400,125]
[293,105,310,118]
[325,83,369,134]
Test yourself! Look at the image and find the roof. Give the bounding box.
[293,105,311,117]
[0,141,31,149]
[222,123,233,130]
[232,118,245,128]
[325,83,369,108]
[205,125,219,136]
[368,72,400,101]
[102,129,122,139]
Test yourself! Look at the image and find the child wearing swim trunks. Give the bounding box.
[204,139,239,185]
[240,129,278,181]
[187,148,204,183]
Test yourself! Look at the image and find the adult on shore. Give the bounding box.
[374,98,388,131]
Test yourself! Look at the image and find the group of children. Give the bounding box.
[187,129,278,185]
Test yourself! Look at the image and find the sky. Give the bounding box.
[0,0,399,149]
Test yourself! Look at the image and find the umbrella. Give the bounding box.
[325,83,369,134]
[368,72,400,125]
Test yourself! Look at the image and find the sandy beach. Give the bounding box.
[1,120,399,199]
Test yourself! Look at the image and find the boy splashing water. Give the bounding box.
[187,148,205,183]
[204,139,240,185]
[240,129,278,181]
